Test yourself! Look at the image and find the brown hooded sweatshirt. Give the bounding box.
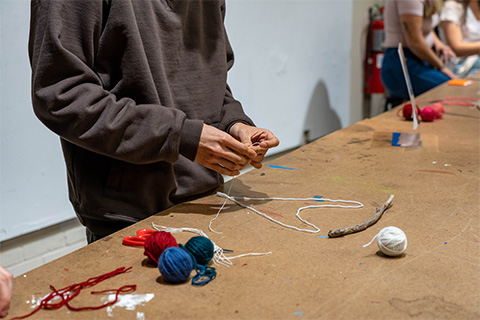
[28,0,253,236]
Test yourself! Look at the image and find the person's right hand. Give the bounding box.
[0,266,13,318]
[228,122,280,169]
[439,66,458,79]
[194,124,257,176]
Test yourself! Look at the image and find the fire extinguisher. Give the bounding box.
[365,5,385,94]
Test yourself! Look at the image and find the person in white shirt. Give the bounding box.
[440,0,480,76]
[381,0,456,103]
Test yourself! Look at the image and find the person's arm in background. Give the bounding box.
[0,266,13,318]
[432,31,460,68]
[440,20,480,56]
[401,14,458,78]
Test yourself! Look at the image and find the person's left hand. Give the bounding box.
[229,123,279,169]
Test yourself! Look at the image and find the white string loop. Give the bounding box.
[213,192,363,234]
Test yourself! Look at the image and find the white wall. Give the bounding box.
[1,0,381,273]
[226,0,379,150]
[1,0,76,242]
[0,219,87,277]
[227,0,350,150]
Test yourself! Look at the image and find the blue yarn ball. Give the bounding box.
[158,247,193,283]
[184,236,214,265]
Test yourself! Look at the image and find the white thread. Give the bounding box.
[151,223,271,267]
[363,226,407,256]
[209,182,234,234]
[213,192,363,234]
[226,252,272,260]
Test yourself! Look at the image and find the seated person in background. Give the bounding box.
[381,0,457,102]
[440,0,480,77]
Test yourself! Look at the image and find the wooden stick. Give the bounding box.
[327,195,394,238]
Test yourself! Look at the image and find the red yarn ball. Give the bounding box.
[401,103,421,120]
[144,231,178,264]
[402,103,413,119]
[431,102,445,119]
[420,106,435,122]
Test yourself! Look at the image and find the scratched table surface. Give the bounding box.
[9,82,480,319]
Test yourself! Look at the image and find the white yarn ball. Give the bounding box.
[377,226,407,256]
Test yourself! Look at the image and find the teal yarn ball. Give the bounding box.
[158,247,193,283]
[183,236,215,265]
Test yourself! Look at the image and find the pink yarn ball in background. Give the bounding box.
[431,102,445,119]
[420,106,435,122]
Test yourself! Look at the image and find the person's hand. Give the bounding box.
[0,266,13,318]
[439,65,458,79]
[195,124,257,176]
[436,44,456,63]
[229,123,279,169]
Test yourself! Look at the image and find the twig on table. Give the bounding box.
[327,195,394,238]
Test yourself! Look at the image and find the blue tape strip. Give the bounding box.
[268,164,300,171]
[391,132,401,146]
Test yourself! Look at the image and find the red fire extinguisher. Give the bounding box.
[365,6,385,94]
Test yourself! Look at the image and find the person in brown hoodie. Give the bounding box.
[28,0,279,242]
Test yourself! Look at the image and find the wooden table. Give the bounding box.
[9,81,480,319]
[466,70,480,81]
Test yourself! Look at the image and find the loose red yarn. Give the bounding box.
[144,231,178,265]
[417,96,477,106]
[11,266,135,320]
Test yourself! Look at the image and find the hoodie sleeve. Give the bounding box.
[28,0,203,165]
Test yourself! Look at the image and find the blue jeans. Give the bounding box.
[454,56,480,77]
[381,47,450,100]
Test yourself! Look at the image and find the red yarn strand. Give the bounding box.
[416,96,477,106]
[11,267,135,320]
[67,285,136,311]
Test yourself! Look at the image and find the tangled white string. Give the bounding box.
[151,223,271,267]
[363,226,407,256]
[213,192,364,234]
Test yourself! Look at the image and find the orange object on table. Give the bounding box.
[122,228,155,247]
[448,79,473,86]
